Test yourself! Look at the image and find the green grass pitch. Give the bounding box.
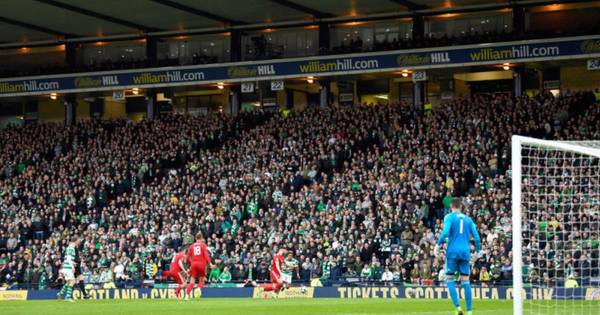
[1,298,598,315]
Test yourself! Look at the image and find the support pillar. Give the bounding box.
[146,36,158,66]
[413,81,425,112]
[65,43,77,68]
[64,95,76,125]
[318,23,330,55]
[412,15,425,40]
[285,89,293,108]
[513,67,524,98]
[320,80,330,107]
[147,90,158,121]
[231,30,242,62]
[513,6,526,36]
[230,85,240,115]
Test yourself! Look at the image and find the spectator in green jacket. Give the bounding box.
[208,266,221,283]
[219,266,232,283]
[361,264,372,280]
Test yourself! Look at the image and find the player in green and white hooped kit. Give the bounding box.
[281,252,299,290]
[57,238,81,302]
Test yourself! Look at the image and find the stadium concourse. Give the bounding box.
[0,91,598,293]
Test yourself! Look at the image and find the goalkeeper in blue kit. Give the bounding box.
[434,198,481,315]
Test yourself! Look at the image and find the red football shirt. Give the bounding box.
[186,242,212,265]
[270,254,284,276]
[171,252,185,272]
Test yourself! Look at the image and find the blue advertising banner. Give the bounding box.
[1,35,600,97]
[14,286,600,301]
[320,286,600,301]
[25,287,254,300]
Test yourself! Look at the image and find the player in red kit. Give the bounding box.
[261,248,287,297]
[162,249,188,298]
[185,232,212,298]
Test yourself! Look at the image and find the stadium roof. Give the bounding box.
[0,0,584,46]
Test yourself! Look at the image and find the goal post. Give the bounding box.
[512,135,524,315]
[512,135,600,315]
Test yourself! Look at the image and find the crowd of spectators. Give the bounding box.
[0,91,598,290]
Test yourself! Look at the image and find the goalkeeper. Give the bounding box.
[434,198,481,315]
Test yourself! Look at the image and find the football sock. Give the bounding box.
[78,280,88,296]
[447,280,460,309]
[462,280,473,311]
[185,283,194,296]
[65,284,73,299]
[59,284,67,298]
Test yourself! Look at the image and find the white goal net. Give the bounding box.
[512,136,600,315]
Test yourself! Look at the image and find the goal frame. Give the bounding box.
[511,135,600,315]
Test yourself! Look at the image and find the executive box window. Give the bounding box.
[0,46,66,74]
[331,20,413,53]
[527,4,600,34]
[425,12,513,39]
[242,27,318,61]
[78,40,146,66]
[157,34,231,65]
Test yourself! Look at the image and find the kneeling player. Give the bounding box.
[261,248,286,297]
[186,233,212,298]
[162,249,188,298]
